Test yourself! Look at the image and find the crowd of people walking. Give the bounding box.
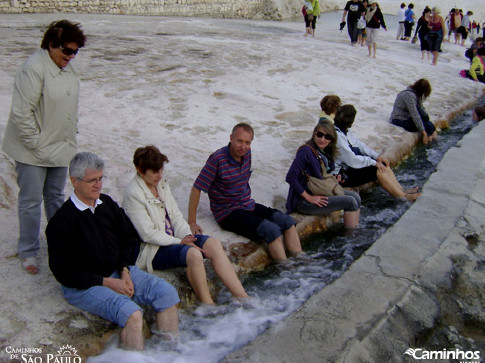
[337,1,484,75]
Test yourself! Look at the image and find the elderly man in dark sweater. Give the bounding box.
[46,152,179,350]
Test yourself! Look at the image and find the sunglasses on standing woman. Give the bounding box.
[60,45,79,56]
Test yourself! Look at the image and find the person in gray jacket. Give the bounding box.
[1,20,86,274]
[389,79,438,144]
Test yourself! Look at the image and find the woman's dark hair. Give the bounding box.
[422,8,431,16]
[334,104,357,133]
[320,95,341,116]
[401,3,406,8]
[410,78,432,102]
[408,3,414,9]
[41,20,86,50]
[133,145,168,174]
[477,47,485,56]
[309,120,339,161]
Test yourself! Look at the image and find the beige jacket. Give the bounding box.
[2,49,80,167]
[122,173,192,273]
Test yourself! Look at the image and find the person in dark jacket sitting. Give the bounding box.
[46,152,179,351]
[285,119,361,228]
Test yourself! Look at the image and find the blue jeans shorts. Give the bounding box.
[218,203,295,244]
[62,266,179,327]
[152,234,209,270]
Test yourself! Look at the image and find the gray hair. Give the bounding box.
[69,152,105,179]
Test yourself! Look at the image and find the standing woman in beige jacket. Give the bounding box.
[2,20,86,274]
[123,145,248,305]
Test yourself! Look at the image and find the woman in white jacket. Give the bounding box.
[333,105,420,201]
[123,145,248,304]
[2,20,86,274]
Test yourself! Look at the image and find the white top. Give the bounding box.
[2,49,80,167]
[123,173,192,273]
[70,193,103,213]
[334,127,379,174]
[397,8,406,22]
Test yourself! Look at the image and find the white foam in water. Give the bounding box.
[88,258,334,363]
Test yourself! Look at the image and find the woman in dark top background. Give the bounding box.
[414,7,431,60]
[365,0,387,58]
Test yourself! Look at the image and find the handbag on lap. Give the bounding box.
[301,144,345,196]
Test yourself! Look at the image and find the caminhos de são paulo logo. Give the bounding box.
[5,344,82,363]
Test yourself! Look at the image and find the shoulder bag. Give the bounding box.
[301,144,345,196]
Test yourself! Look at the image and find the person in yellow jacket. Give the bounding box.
[305,0,321,37]
[467,47,485,83]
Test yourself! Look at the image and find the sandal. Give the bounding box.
[22,257,39,274]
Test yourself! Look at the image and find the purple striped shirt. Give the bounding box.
[194,144,255,222]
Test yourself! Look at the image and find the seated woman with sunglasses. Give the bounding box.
[334,105,420,202]
[2,20,86,274]
[286,120,361,229]
[123,145,248,305]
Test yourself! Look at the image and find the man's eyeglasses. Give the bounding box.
[60,45,79,56]
[315,131,332,141]
[78,176,105,185]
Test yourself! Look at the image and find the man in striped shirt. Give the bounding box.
[188,123,302,261]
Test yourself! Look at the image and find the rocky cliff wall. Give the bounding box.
[0,0,343,19]
[0,0,265,19]
[1,0,483,22]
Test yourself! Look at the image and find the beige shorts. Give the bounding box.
[366,28,380,44]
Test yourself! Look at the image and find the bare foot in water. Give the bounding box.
[405,192,422,202]
[404,186,419,194]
